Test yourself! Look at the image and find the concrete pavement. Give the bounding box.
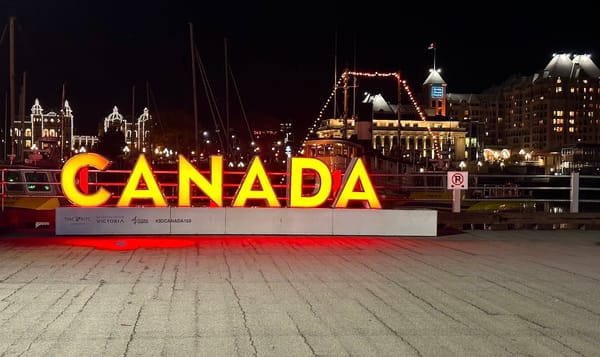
[0,230,599,356]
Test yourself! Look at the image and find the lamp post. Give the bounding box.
[123,145,130,167]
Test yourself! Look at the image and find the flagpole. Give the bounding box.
[428,42,437,71]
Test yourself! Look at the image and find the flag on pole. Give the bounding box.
[428,42,436,50]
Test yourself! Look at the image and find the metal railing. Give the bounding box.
[2,167,600,213]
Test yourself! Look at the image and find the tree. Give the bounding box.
[96,127,126,164]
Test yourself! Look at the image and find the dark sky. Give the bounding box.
[2,1,600,140]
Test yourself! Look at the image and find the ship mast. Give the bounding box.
[60,82,66,162]
[342,71,349,139]
[332,28,338,120]
[19,72,26,163]
[224,38,230,159]
[188,22,200,162]
[9,16,16,164]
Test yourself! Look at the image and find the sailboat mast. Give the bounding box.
[333,28,338,120]
[60,82,66,162]
[19,71,26,162]
[132,85,138,152]
[144,81,150,152]
[224,38,230,158]
[3,93,7,161]
[9,16,15,163]
[397,70,402,168]
[352,33,357,119]
[188,23,200,161]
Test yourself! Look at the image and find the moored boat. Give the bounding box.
[1,165,64,230]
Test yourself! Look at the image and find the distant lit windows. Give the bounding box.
[556,87,563,93]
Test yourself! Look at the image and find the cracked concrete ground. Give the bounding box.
[0,230,599,356]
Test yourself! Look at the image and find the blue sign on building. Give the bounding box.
[431,85,444,99]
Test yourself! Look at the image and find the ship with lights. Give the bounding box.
[300,69,466,174]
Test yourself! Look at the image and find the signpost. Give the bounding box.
[447,171,468,213]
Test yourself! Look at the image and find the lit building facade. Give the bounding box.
[453,54,600,152]
[103,106,151,152]
[446,92,498,162]
[75,106,152,155]
[447,53,600,172]
[496,54,600,151]
[6,101,153,164]
[8,98,74,164]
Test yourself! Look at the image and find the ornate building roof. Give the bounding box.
[540,53,600,80]
[423,69,446,85]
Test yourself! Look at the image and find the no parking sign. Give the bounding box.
[447,171,468,190]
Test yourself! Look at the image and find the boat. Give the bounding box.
[0,164,65,229]
[301,138,365,172]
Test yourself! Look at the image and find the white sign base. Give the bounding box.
[56,207,438,237]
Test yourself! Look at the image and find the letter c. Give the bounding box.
[61,153,112,207]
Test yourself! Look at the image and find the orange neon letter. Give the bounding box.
[61,153,112,207]
[232,156,280,207]
[288,157,332,208]
[332,158,381,208]
[117,154,167,207]
[178,155,223,207]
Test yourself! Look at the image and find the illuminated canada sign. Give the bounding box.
[61,153,382,209]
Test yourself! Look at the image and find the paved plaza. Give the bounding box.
[0,230,599,356]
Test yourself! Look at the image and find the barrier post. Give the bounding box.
[570,172,579,213]
[452,188,461,213]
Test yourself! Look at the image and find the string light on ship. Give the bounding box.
[401,80,442,159]
[347,70,441,159]
[300,75,345,154]
[305,71,400,145]
[346,71,399,80]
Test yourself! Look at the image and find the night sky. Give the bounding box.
[2,1,600,140]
